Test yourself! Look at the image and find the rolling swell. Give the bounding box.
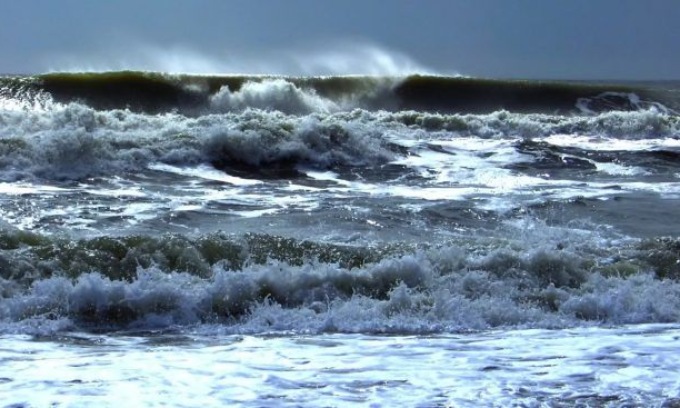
[3,71,678,115]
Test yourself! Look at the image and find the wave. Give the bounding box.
[0,96,678,182]
[0,105,400,181]
[3,72,679,115]
[2,227,680,334]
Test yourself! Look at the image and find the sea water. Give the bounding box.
[1,73,680,406]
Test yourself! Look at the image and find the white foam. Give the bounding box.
[3,259,680,333]
[0,182,68,195]
[594,162,650,176]
[148,163,262,186]
[210,79,339,114]
[577,92,676,115]
[84,186,148,198]
[231,208,280,218]
[540,134,680,151]
[1,325,679,406]
[305,170,352,186]
[1,95,678,237]
[300,165,657,208]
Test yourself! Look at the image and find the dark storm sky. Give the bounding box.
[2,0,678,79]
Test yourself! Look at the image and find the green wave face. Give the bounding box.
[2,71,676,115]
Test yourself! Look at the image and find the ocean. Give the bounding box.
[1,71,680,406]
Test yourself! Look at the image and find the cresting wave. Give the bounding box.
[3,71,680,115]
[2,224,680,335]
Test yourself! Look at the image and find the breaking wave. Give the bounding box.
[0,105,677,182]
[2,225,680,334]
[4,72,679,115]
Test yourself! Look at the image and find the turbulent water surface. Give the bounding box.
[1,72,680,406]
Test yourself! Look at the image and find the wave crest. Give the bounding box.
[209,79,338,114]
[3,229,680,334]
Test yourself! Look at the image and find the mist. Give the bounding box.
[44,42,440,77]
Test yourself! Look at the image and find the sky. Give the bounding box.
[1,0,679,79]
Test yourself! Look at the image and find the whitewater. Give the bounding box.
[1,71,680,406]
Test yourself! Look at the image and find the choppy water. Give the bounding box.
[1,72,680,406]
